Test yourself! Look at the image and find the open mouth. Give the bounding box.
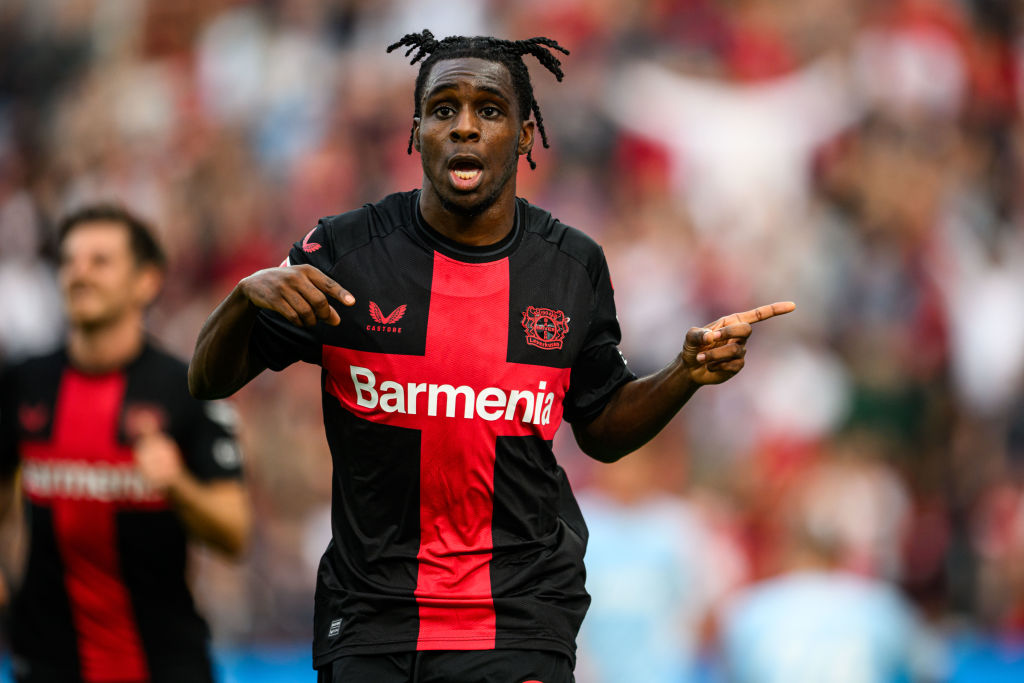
[448,157,484,191]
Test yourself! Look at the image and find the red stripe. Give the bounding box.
[49,370,150,682]
[412,254,510,648]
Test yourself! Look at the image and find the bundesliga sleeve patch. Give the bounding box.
[521,307,569,350]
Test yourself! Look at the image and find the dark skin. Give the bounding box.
[415,58,535,244]
[188,56,795,461]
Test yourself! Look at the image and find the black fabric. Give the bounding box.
[491,435,590,654]
[312,400,423,667]
[8,505,82,681]
[0,352,64,478]
[252,190,634,666]
[318,649,574,683]
[1,343,241,681]
[117,510,213,682]
[0,364,17,478]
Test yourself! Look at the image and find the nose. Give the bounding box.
[60,255,85,281]
[60,252,94,286]
[449,107,480,142]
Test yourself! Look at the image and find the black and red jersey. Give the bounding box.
[0,343,243,683]
[250,190,635,667]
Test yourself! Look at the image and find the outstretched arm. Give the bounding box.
[188,265,355,399]
[574,301,795,462]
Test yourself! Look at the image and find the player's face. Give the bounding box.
[414,58,534,217]
[58,221,159,329]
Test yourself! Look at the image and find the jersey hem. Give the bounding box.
[312,635,574,669]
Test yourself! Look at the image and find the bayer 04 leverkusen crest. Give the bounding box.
[521,306,569,350]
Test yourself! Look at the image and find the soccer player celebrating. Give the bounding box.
[189,31,793,682]
[0,205,250,683]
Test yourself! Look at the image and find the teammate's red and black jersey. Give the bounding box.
[0,343,243,683]
[251,190,635,667]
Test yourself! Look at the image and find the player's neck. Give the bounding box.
[67,312,146,374]
[418,182,518,247]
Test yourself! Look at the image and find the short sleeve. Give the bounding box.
[563,250,636,425]
[175,397,244,482]
[249,221,335,371]
[0,364,19,479]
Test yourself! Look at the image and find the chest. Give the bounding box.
[317,244,593,437]
[15,365,178,507]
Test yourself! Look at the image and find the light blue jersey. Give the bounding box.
[721,570,917,683]
[577,493,717,683]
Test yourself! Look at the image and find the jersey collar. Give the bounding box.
[411,190,524,263]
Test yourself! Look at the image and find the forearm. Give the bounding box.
[574,355,699,462]
[0,474,15,523]
[0,474,24,601]
[188,286,263,399]
[166,475,250,559]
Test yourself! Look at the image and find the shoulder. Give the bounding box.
[136,342,189,375]
[316,190,416,258]
[518,198,607,283]
[2,349,66,387]
[132,344,232,426]
[130,343,192,396]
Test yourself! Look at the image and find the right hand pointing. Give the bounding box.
[239,265,355,327]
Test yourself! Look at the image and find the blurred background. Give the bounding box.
[2,0,1024,680]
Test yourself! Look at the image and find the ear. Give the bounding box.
[412,117,422,152]
[134,265,163,308]
[518,120,535,156]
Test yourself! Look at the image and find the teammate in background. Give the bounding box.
[189,30,793,682]
[0,204,250,683]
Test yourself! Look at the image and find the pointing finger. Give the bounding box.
[292,279,342,326]
[738,301,795,324]
[710,301,795,329]
[308,268,355,306]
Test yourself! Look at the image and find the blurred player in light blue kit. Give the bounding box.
[719,492,946,683]
[576,445,739,683]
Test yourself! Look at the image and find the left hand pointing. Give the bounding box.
[681,301,795,385]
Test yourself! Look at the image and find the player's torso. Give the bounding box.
[9,348,210,682]
[305,199,598,659]
[318,224,595,441]
[16,348,184,517]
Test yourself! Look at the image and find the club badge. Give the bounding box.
[521,306,569,350]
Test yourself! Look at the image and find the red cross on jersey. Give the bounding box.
[324,253,570,649]
[251,191,635,667]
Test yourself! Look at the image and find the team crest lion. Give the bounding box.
[521,306,569,350]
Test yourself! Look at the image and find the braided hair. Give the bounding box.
[387,30,569,170]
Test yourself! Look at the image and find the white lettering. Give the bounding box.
[428,384,474,418]
[351,366,377,407]
[540,393,554,425]
[379,381,406,413]
[21,460,162,503]
[476,387,507,421]
[504,390,535,422]
[345,365,555,425]
[407,383,426,414]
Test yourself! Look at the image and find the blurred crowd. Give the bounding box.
[3,0,1024,680]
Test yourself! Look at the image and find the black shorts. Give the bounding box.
[316,649,574,683]
[11,656,215,683]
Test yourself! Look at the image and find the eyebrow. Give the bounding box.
[423,81,511,105]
